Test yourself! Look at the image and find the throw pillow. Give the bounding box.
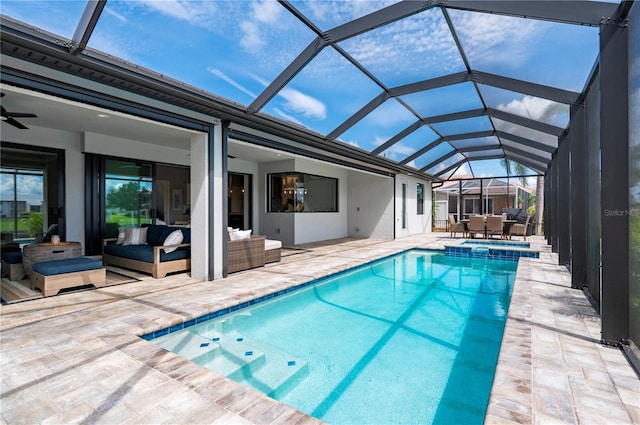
[162,229,184,253]
[116,227,126,245]
[122,227,148,246]
[227,227,239,241]
[231,229,252,240]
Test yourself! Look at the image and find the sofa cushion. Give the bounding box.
[143,224,168,246]
[2,251,22,264]
[230,229,252,240]
[265,239,282,251]
[179,227,191,244]
[104,244,190,263]
[162,229,184,254]
[122,227,148,246]
[33,257,103,276]
[116,227,126,245]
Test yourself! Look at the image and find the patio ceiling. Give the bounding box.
[0,0,622,180]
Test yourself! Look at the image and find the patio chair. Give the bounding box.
[509,214,531,241]
[485,215,504,239]
[448,214,466,238]
[467,216,485,239]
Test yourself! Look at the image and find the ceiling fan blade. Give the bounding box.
[5,117,28,130]
[7,112,37,118]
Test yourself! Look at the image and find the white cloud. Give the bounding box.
[104,6,127,24]
[385,143,419,157]
[239,20,264,51]
[341,9,461,77]
[207,68,257,99]
[251,0,282,24]
[278,87,326,120]
[496,95,567,123]
[137,0,218,29]
[373,135,388,148]
[272,107,302,126]
[450,11,539,68]
[304,1,395,26]
[240,1,283,52]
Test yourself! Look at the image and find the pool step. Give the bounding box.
[193,331,266,379]
[245,341,309,399]
[194,330,309,398]
[152,331,220,360]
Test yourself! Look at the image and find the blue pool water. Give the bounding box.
[149,250,518,424]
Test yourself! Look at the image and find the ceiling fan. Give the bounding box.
[1,93,37,129]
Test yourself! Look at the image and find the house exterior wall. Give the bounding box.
[347,171,394,239]
[190,133,210,280]
[82,132,191,166]
[395,175,433,237]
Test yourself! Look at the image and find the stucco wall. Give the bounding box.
[395,175,433,237]
[347,171,394,239]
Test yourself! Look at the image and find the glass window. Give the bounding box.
[464,198,493,216]
[268,173,337,213]
[402,183,407,229]
[0,168,44,241]
[0,145,62,245]
[417,183,424,215]
[105,159,153,232]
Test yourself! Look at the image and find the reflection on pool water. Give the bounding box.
[148,250,518,424]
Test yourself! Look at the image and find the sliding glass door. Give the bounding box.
[0,143,64,248]
[85,154,191,255]
[104,159,153,237]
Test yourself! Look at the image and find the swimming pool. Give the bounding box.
[149,250,517,424]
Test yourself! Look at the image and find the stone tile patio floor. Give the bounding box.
[1,234,638,424]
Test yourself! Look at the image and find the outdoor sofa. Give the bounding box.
[102,224,191,278]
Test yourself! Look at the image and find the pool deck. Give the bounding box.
[1,234,638,424]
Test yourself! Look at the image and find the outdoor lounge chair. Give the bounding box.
[467,216,485,239]
[485,215,504,239]
[509,214,531,241]
[448,214,466,238]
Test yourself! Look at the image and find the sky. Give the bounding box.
[0,171,44,207]
[0,0,604,182]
